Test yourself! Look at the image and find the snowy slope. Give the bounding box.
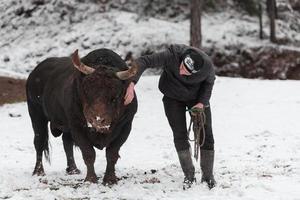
[1,76,300,200]
[0,9,188,76]
[1,0,300,77]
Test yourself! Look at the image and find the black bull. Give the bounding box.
[26,48,138,184]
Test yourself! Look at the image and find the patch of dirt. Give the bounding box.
[0,76,27,106]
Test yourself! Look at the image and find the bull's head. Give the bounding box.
[71,49,138,134]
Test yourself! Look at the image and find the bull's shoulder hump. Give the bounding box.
[82,49,127,70]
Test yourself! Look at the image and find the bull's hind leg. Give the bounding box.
[103,121,132,185]
[62,132,80,175]
[27,101,49,176]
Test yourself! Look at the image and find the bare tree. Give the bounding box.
[267,0,277,43]
[258,2,263,39]
[190,0,203,48]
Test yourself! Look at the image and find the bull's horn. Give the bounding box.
[115,60,138,80]
[72,49,95,75]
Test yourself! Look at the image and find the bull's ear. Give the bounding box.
[115,59,139,80]
[71,49,95,75]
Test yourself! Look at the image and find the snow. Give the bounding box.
[1,0,300,77]
[1,76,300,199]
[1,0,300,198]
[0,6,189,76]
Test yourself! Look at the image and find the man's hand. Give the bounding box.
[190,102,204,116]
[193,102,204,110]
[124,82,135,105]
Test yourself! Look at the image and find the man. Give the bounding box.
[124,44,216,189]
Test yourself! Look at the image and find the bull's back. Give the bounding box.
[26,57,74,104]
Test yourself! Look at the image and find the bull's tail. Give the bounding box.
[43,139,51,164]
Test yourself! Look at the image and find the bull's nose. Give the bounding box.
[95,116,106,123]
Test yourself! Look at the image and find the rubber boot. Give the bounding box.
[177,149,196,190]
[200,150,216,189]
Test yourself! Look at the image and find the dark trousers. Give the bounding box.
[162,96,214,151]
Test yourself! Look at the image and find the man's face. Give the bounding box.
[179,62,192,76]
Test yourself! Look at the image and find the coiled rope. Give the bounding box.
[186,107,206,161]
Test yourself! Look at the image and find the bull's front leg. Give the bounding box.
[73,132,97,183]
[103,120,134,185]
[103,147,120,185]
[80,144,97,183]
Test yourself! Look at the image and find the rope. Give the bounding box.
[186,107,206,161]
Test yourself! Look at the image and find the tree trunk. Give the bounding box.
[267,0,277,43]
[190,0,203,48]
[258,2,263,39]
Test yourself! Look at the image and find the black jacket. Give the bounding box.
[133,44,215,105]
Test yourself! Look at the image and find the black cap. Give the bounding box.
[182,49,204,74]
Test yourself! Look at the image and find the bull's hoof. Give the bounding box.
[32,168,45,176]
[102,174,120,186]
[32,163,45,176]
[66,166,81,175]
[84,175,98,183]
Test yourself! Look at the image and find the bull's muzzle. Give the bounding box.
[87,118,111,134]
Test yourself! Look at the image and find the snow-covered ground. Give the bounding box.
[0,76,300,200]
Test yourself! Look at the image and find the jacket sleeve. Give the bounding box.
[197,67,215,106]
[132,49,173,83]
